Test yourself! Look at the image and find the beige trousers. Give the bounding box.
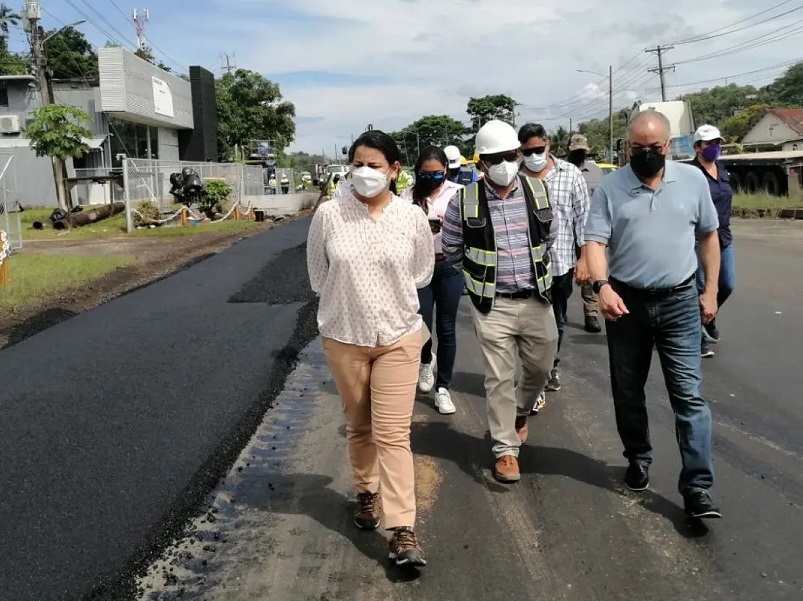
[322,330,423,529]
[472,297,558,458]
[581,283,599,317]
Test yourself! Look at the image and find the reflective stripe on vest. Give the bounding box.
[464,274,495,298]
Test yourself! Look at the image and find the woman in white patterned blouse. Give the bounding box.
[306,130,434,568]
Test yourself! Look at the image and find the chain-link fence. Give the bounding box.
[71,168,124,207]
[0,152,22,252]
[122,158,266,232]
[268,167,297,195]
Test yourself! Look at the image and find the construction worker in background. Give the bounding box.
[565,134,604,334]
[444,145,477,185]
[327,174,342,197]
[396,168,413,194]
[280,172,291,194]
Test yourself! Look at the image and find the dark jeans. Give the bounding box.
[550,269,574,368]
[605,280,714,495]
[418,260,463,390]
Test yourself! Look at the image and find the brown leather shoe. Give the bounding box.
[493,455,520,483]
[515,415,529,443]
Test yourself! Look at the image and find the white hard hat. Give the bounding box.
[693,124,724,144]
[443,145,461,169]
[475,120,519,155]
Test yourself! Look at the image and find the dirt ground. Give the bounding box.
[0,212,311,349]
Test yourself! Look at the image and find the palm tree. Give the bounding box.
[0,4,21,39]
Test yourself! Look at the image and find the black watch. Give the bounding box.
[592,279,610,294]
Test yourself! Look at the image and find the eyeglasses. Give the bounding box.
[631,143,667,153]
[481,150,519,165]
[521,146,547,157]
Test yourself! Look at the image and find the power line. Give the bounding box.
[671,2,803,46]
[62,0,125,46]
[77,0,136,48]
[669,0,797,45]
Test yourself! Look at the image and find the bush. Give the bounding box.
[203,179,233,214]
[134,201,160,226]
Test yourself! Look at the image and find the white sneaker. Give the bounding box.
[418,357,436,393]
[530,392,547,415]
[435,388,456,415]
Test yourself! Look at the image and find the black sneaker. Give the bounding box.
[703,319,721,343]
[584,315,602,333]
[684,490,722,519]
[354,492,381,530]
[389,527,427,567]
[545,368,561,391]
[624,460,650,491]
[701,343,715,358]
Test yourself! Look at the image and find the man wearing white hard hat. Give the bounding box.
[442,119,558,484]
[691,124,735,358]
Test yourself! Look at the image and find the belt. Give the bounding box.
[610,274,695,299]
[496,289,535,300]
[435,253,445,262]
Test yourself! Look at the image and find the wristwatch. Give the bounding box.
[592,279,610,294]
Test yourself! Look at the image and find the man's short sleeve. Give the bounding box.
[584,182,612,245]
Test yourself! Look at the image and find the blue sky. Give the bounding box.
[9,0,802,157]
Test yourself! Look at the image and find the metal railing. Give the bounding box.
[0,153,22,252]
[121,158,266,233]
[70,167,124,207]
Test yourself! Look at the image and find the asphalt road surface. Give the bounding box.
[134,219,802,601]
[3,219,802,600]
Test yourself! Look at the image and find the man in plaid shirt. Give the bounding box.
[518,123,591,396]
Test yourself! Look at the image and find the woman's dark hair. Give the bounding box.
[411,145,448,208]
[348,130,401,194]
[518,123,548,144]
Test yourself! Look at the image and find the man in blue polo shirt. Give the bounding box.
[584,110,722,519]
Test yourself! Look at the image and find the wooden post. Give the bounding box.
[180,207,188,227]
[233,205,240,221]
[0,260,8,286]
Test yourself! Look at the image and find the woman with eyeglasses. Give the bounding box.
[402,146,465,415]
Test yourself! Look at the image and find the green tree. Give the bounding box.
[763,62,803,107]
[27,104,93,210]
[719,103,772,142]
[684,83,761,129]
[0,3,20,38]
[43,26,98,80]
[287,151,326,174]
[548,126,570,156]
[0,37,30,75]
[466,94,518,130]
[216,68,296,161]
[133,45,173,72]
[390,115,471,165]
[577,109,629,158]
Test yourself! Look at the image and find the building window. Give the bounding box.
[0,88,8,107]
[109,117,160,168]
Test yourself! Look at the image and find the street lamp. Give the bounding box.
[41,19,86,44]
[577,66,613,163]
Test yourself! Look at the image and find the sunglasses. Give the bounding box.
[482,150,519,165]
[418,171,445,180]
[521,146,547,157]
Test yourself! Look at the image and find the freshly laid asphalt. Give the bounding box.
[2,218,802,601]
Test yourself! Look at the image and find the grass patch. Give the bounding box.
[20,205,264,240]
[0,253,134,310]
[732,193,803,218]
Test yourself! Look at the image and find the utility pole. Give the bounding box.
[645,45,675,101]
[608,64,614,162]
[221,53,236,75]
[133,8,150,51]
[26,0,66,210]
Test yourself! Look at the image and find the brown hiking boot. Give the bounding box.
[493,455,520,483]
[515,415,529,443]
[389,527,427,567]
[354,492,381,530]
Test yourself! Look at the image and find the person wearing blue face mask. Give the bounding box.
[691,124,735,358]
[402,146,465,415]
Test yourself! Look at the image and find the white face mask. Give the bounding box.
[523,152,549,172]
[486,160,519,187]
[351,166,391,198]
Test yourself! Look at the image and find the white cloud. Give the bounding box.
[211,0,801,156]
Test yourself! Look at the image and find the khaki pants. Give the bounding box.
[322,330,423,529]
[581,283,599,317]
[472,297,558,458]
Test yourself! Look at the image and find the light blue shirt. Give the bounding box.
[584,161,719,288]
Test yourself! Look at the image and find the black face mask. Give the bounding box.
[417,172,445,193]
[447,167,461,180]
[567,150,587,167]
[629,149,665,178]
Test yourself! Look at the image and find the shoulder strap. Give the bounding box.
[461,182,481,219]
[520,174,550,210]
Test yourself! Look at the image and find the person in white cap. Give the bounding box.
[691,124,735,358]
[441,120,558,484]
[443,145,476,185]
